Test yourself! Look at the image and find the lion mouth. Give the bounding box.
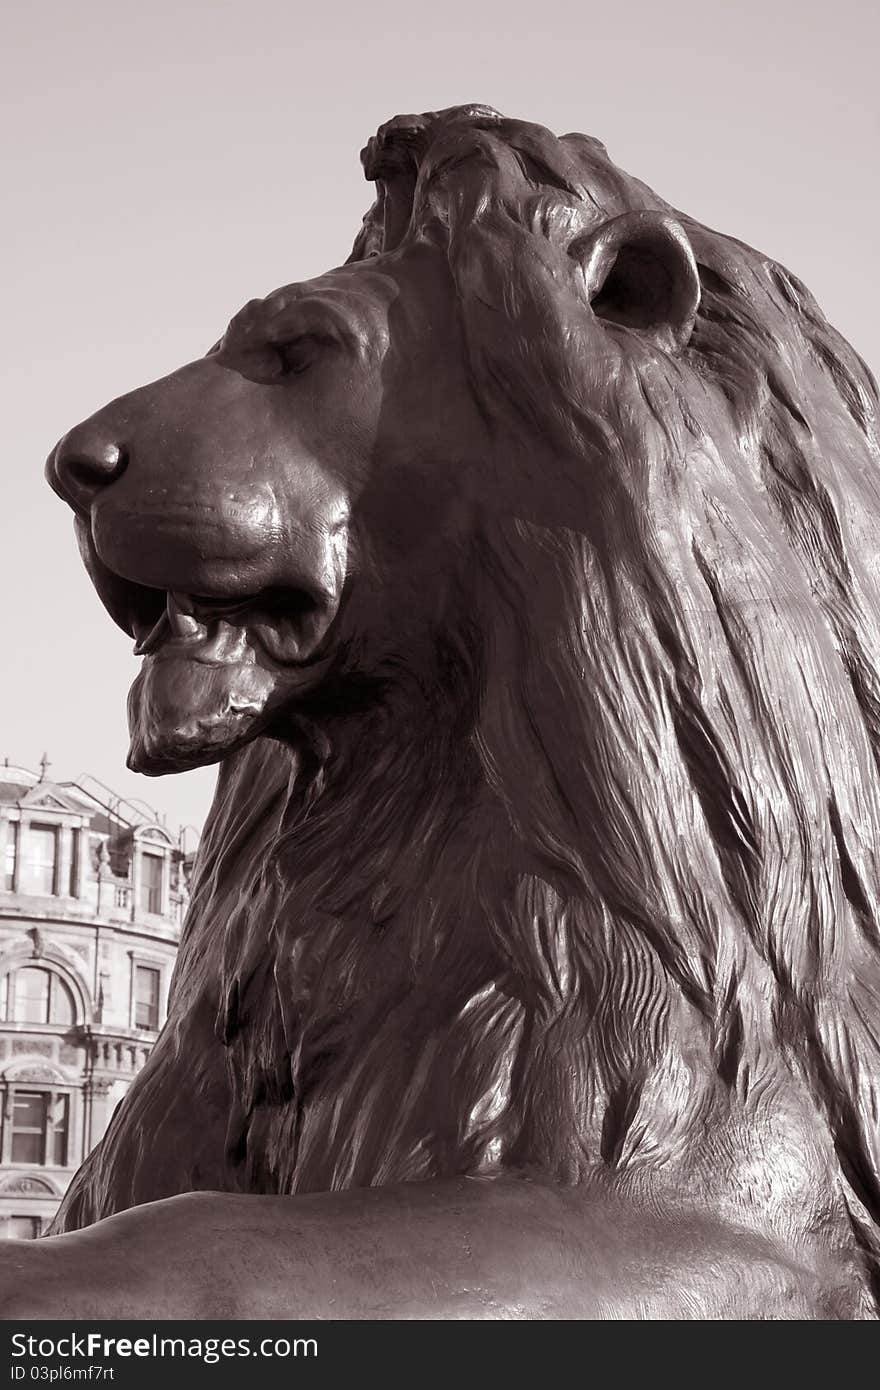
[72,518,338,672]
[70,515,347,774]
[76,538,343,775]
[120,583,338,776]
[130,587,329,668]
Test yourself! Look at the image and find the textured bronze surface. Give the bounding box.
[7,105,880,1317]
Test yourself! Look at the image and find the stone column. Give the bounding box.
[12,817,27,893]
[0,818,9,890]
[83,1078,114,1159]
[77,823,90,901]
[0,1086,13,1163]
[130,848,140,923]
[58,826,72,899]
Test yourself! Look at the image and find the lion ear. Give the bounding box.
[568,210,701,352]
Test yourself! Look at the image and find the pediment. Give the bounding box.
[135,824,175,846]
[20,783,88,815]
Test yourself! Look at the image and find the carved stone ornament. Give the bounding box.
[10,1043,53,1060]
[1,1176,56,1196]
[29,105,880,1319]
[8,1064,58,1081]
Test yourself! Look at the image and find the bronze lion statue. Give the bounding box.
[7,104,880,1318]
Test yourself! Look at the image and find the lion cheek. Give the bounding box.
[126,654,276,775]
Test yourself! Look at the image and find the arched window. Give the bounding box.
[0,966,76,1026]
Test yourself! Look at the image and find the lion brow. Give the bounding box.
[224,280,392,356]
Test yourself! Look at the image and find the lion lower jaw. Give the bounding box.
[126,651,277,775]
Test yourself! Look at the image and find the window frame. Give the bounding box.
[139,849,166,916]
[21,822,59,897]
[5,1215,43,1240]
[132,963,161,1031]
[3,1086,71,1168]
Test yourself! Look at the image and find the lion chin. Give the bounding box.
[126,651,275,774]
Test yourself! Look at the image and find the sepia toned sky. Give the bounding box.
[2,0,878,834]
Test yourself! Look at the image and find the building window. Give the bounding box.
[140,852,164,915]
[9,1091,69,1166]
[0,967,76,1027]
[3,822,16,891]
[6,1216,42,1239]
[22,824,57,895]
[134,965,161,1030]
[68,828,80,897]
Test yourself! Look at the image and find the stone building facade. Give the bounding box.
[0,761,193,1237]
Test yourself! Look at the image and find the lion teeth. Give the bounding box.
[167,591,203,639]
[133,610,170,656]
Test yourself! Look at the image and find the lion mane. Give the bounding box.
[55,106,880,1289]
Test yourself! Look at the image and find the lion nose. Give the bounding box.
[47,425,128,512]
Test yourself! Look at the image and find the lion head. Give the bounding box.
[48,107,880,1283]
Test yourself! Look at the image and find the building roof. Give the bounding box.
[0,765,39,803]
[0,763,196,849]
[0,781,32,803]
